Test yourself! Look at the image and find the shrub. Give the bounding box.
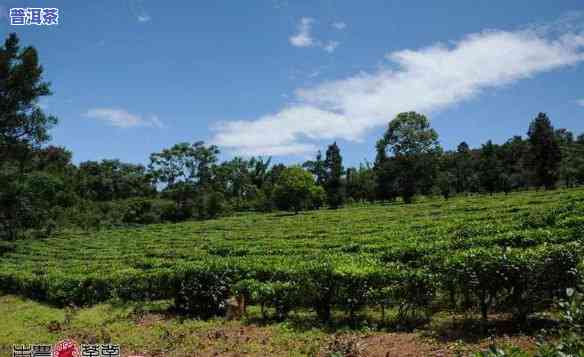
[298,261,338,322]
[520,208,559,229]
[122,198,160,224]
[336,274,371,322]
[267,281,298,320]
[174,266,232,318]
[0,241,16,256]
[159,200,192,222]
[480,265,584,356]
[440,244,580,321]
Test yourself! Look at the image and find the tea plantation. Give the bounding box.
[1,188,583,323]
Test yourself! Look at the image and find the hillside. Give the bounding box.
[1,188,584,355]
[1,188,582,309]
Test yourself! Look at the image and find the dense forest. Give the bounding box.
[2,32,583,241]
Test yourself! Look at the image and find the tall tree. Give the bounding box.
[556,129,579,188]
[76,159,155,201]
[303,150,326,186]
[346,162,376,203]
[148,141,219,212]
[323,142,344,208]
[248,156,271,189]
[148,141,219,189]
[437,151,457,199]
[0,34,57,155]
[527,113,562,189]
[478,140,503,194]
[454,142,475,193]
[573,135,584,185]
[374,140,398,202]
[498,136,529,191]
[377,112,441,203]
[0,33,58,240]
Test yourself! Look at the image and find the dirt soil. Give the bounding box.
[126,323,537,357]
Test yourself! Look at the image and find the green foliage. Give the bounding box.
[533,264,584,356]
[0,33,59,240]
[122,198,162,224]
[174,266,232,318]
[0,33,57,150]
[528,113,562,190]
[480,265,584,356]
[274,166,319,213]
[376,112,442,203]
[440,244,580,320]
[303,150,326,186]
[324,142,345,209]
[345,163,376,203]
[76,159,154,201]
[148,141,219,189]
[479,140,504,194]
[0,183,583,324]
[310,185,327,210]
[195,190,228,219]
[0,172,67,240]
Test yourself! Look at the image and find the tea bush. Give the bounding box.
[0,187,583,322]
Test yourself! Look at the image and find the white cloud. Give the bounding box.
[212,106,359,156]
[137,14,151,23]
[290,17,316,47]
[332,22,347,30]
[323,41,340,53]
[85,108,165,129]
[577,98,584,107]
[149,115,165,128]
[308,70,321,78]
[129,0,151,23]
[215,21,584,156]
[290,17,342,52]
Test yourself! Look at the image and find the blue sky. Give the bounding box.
[1,0,584,166]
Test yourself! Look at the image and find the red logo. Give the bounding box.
[53,339,80,357]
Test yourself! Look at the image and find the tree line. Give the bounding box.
[1,33,580,240]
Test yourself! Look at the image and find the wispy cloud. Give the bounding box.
[149,115,165,128]
[85,108,165,129]
[323,41,340,53]
[129,0,151,23]
[272,0,289,9]
[137,15,151,23]
[290,17,342,53]
[332,22,347,30]
[577,98,584,107]
[290,17,316,47]
[214,19,584,156]
[308,70,321,78]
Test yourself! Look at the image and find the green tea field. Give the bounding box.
[1,188,584,356]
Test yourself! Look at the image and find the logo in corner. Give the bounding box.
[53,339,80,357]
